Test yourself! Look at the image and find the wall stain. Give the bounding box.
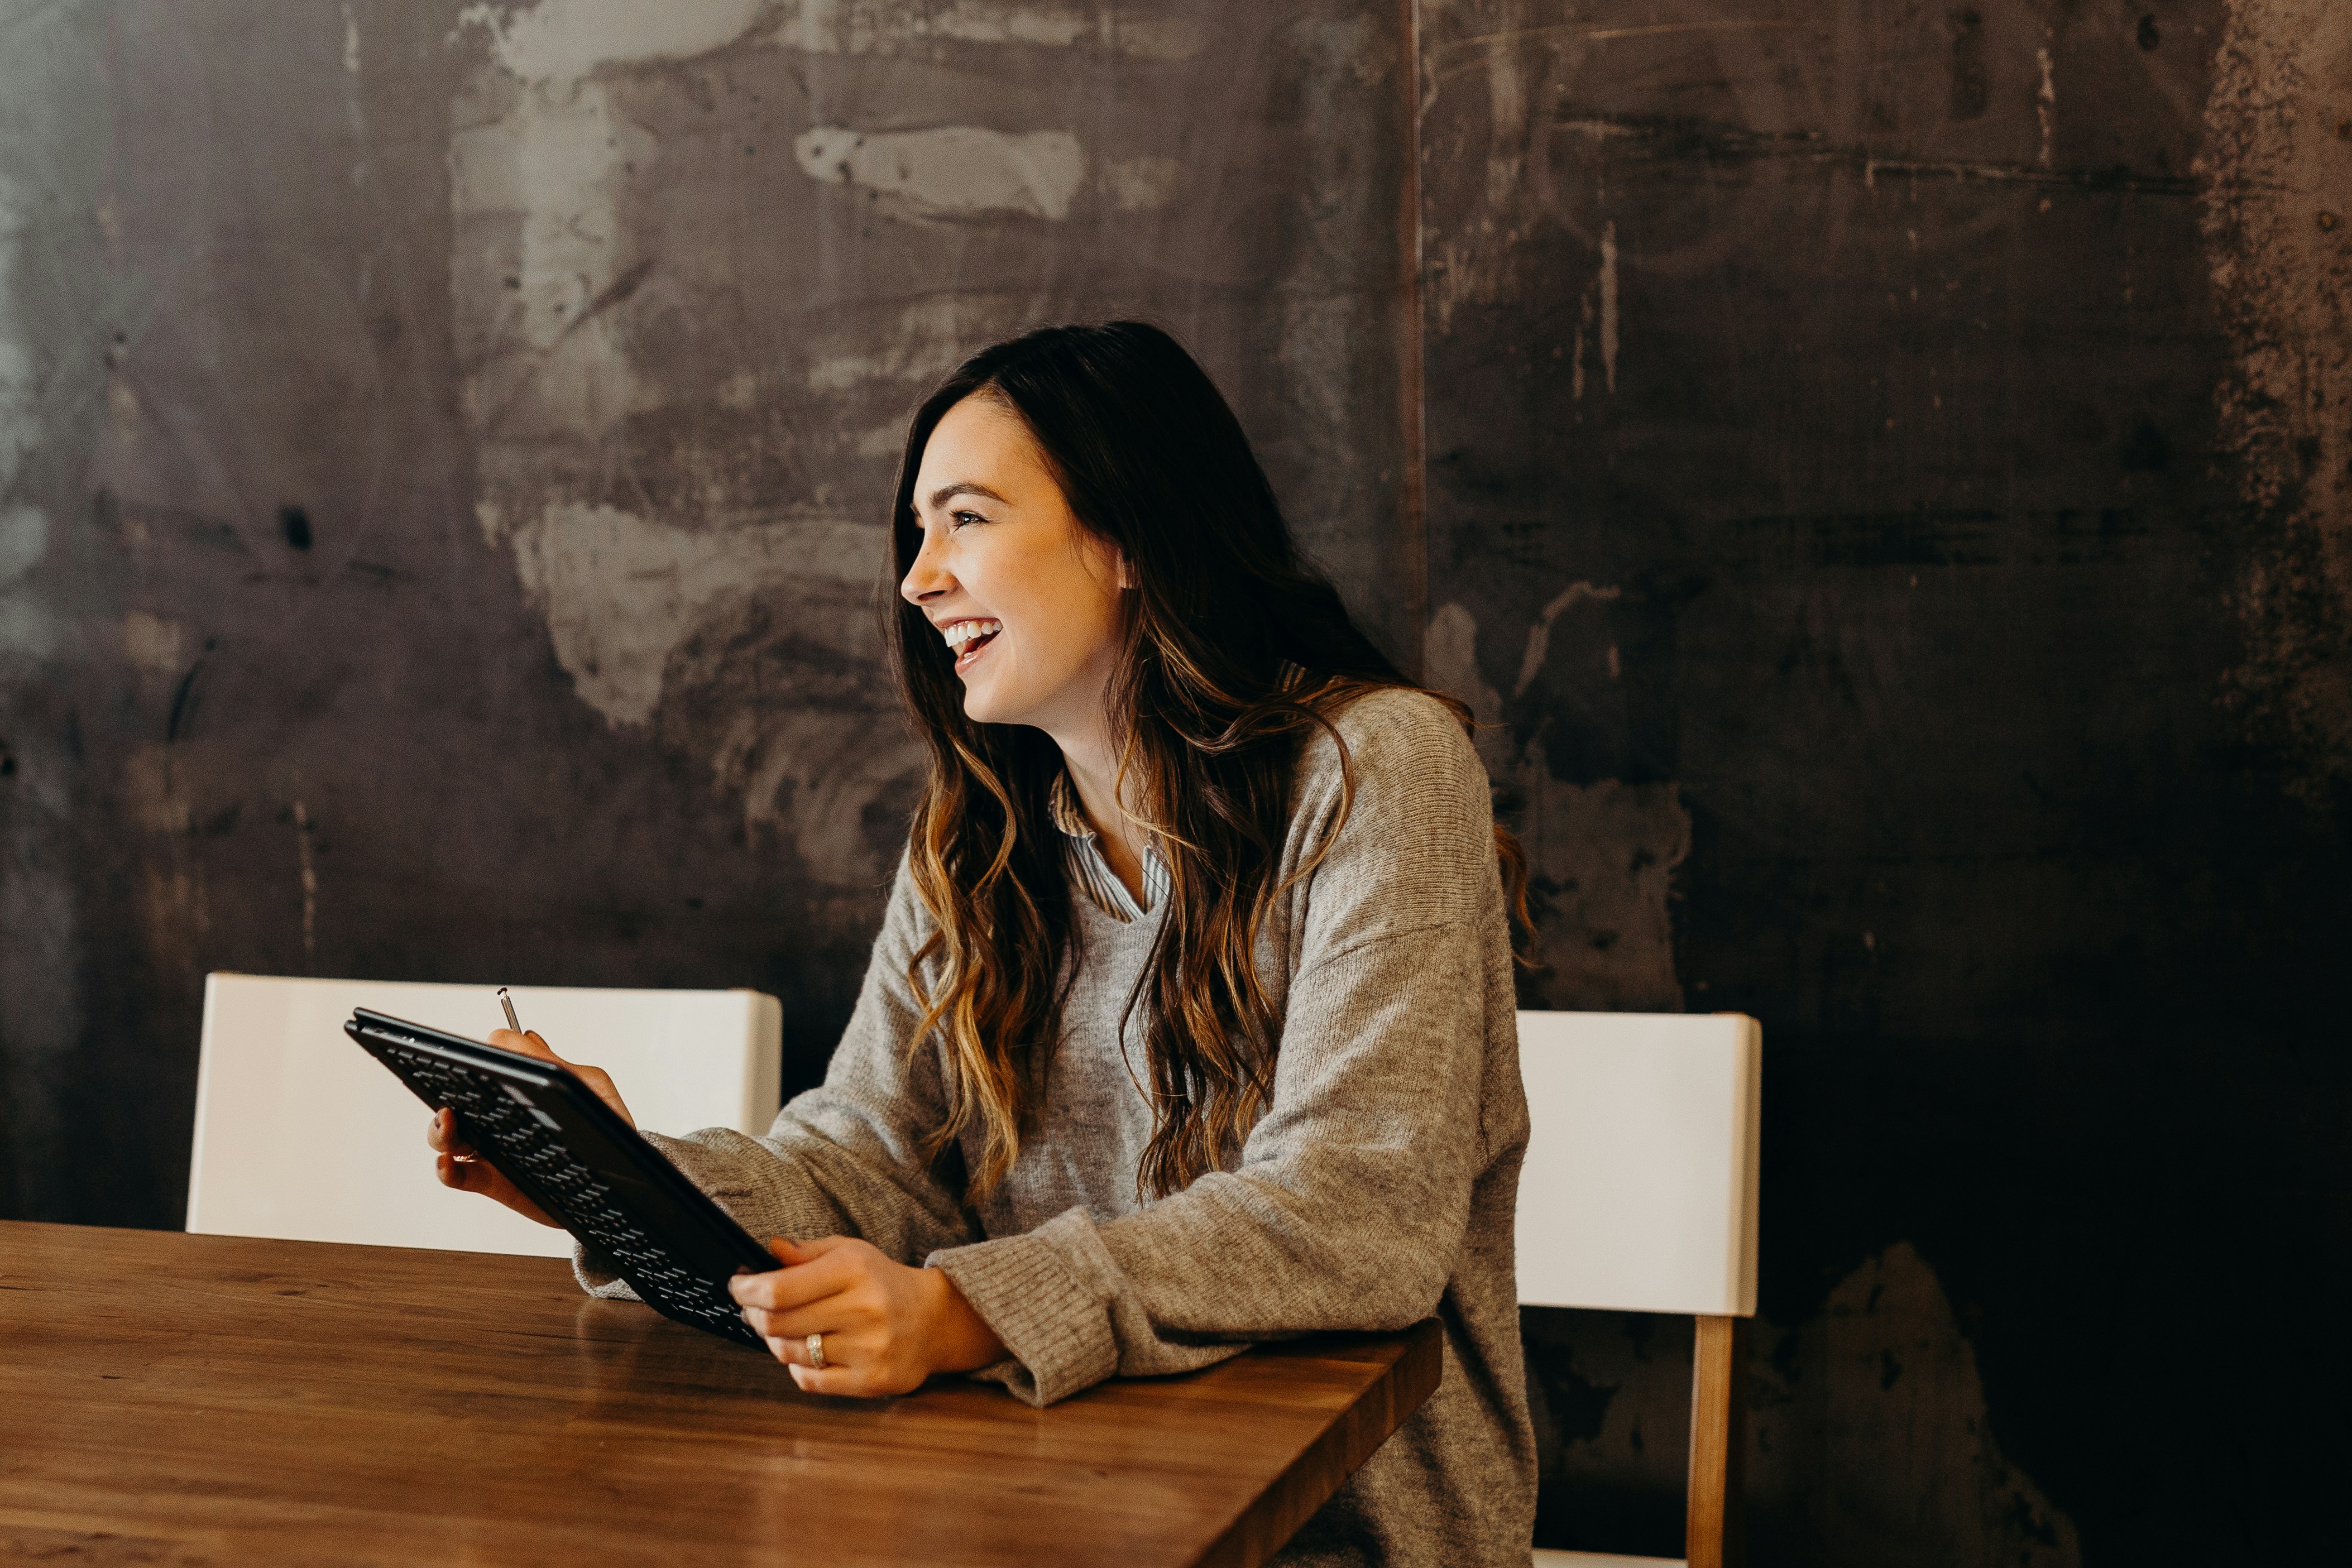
[1747,1245,2081,1565]
[2202,0,2352,804]
[1427,600,1689,1011]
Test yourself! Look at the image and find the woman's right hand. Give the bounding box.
[427,1028,637,1228]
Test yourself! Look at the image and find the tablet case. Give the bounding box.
[345,1007,777,1350]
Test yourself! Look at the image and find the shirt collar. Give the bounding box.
[1046,769,1096,841]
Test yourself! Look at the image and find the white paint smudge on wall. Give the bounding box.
[1513,580,1620,697]
[1103,154,1182,212]
[461,0,1205,66]
[775,0,1203,59]
[119,611,183,676]
[338,1,370,194]
[0,169,58,659]
[794,126,1086,221]
[2034,45,2056,169]
[1597,219,1618,395]
[506,503,884,727]
[449,66,654,442]
[0,510,46,593]
[1563,228,1618,405]
[453,0,773,83]
[1481,21,1525,211]
[805,293,1022,392]
[2201,0,2352,797]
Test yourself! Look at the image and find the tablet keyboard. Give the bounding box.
[384,1040,764,1349]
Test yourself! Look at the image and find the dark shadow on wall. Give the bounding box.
[1425,0,2350,1561]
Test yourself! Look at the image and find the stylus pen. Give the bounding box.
[497,986,521,1034]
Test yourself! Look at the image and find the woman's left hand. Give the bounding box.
[729,1236,1007,1397]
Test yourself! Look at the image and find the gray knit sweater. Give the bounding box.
[574,689,1537,1566]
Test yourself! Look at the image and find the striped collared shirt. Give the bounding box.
[1048,663,1309,922]
[1047,769,1170,922]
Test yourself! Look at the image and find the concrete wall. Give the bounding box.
[1,2,2342,1561]
[1418,3,2347,1560]
[0,0,1417,1212]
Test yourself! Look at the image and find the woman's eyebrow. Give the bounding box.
[927,481,1010,510]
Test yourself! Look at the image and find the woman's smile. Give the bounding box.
[940,617,1003,674]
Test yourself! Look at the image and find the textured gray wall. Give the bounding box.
[1,2,2344,1563]
[0,0,1416,1211]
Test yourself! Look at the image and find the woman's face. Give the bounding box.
[900,394,1129,735]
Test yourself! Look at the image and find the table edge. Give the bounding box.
[1192,1318,1445,1568]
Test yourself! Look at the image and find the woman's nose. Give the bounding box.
[900,525,954,604]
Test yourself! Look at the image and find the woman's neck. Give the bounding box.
[1049,720,1153,905]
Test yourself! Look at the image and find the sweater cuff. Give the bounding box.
[570,1238,643,1301]
[928,1208,1120,1406]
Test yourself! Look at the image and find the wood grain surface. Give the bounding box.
[0,1221,1439,1567]
[1685,1313,1748,1568]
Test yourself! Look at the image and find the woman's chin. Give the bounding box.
[959,681,1012,726]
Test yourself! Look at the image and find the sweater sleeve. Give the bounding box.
[572,851,979,1298]
[926,692,1510,1406]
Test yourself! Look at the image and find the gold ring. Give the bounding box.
[806,1332,826,1370]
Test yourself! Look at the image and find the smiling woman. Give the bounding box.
[431,322,1539,1567]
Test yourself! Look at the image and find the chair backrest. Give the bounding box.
[1515,1010,1761,1317]
[186,974,782,1258]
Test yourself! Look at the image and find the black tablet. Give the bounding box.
[344,1006,776,1351]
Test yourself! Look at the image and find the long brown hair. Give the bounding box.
[887,322,1524,1200]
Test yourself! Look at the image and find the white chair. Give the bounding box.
[1518,1010,1762,1568]
[186,973,782,1258]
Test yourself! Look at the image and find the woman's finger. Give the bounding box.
[436,1152,489,1191]
[438,1152,507,1194]
[737,1279,860,1340]
[486,1026,560,1062]
[758,1330,840,1368]
[435,1149,556,1226]
[787,1362,854,1396]
[730,1250,856,1314]
[748,1298,874,1343]
[486,1029,634,1128]
[787,1356,919,1399]
[425,1109,478,1159]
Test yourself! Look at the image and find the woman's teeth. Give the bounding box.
[941,618,1002,653]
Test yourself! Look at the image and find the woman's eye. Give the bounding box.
[950,511,986,529]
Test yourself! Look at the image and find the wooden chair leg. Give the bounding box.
[1686,1315,1747,1568]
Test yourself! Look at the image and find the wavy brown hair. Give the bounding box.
[887,322,1526,1200]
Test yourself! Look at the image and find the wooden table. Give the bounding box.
[0,1221,1438,1566]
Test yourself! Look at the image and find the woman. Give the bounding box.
[430,322,1537,1566]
